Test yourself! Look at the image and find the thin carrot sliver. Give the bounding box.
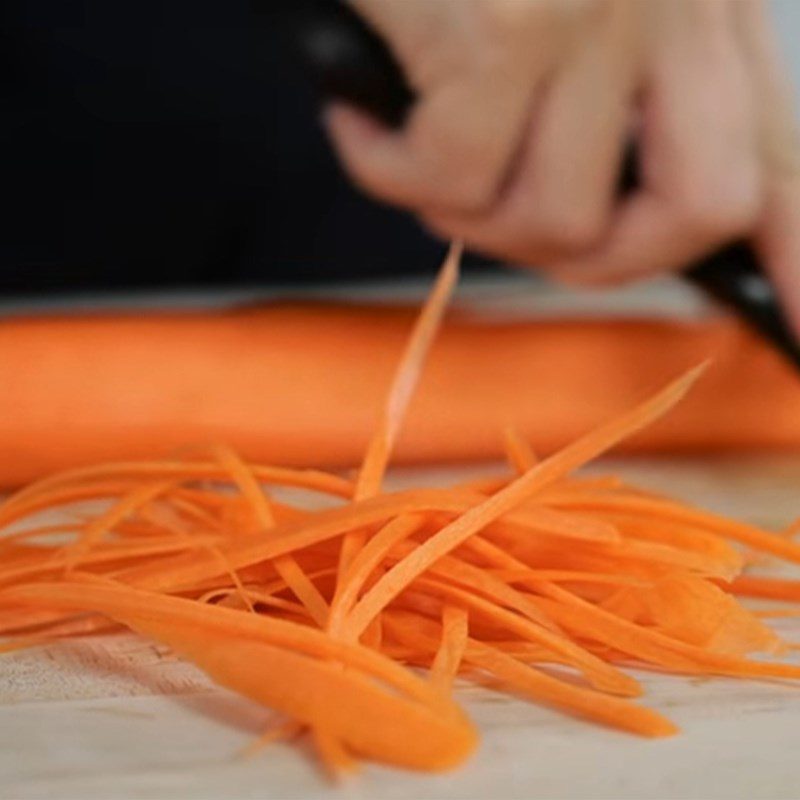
[409,576,641,697]
[354,242,462,503]
[503,427,538,474]
[546,492,800,567]
[724,575,800,603]
[2,580,476,771]
[337,243,461,580]
[211,444,329,625]
[5,249,800,778]
[385,610,673,738]
[430,605,468,694]
[344,365,706,639]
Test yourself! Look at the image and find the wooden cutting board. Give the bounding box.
[2,456,800,800]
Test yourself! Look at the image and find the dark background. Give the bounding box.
[0,1,492,295]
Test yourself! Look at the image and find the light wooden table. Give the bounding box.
[2,457,800,800]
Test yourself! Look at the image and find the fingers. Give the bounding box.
[328,0,771,288]
[421,1,637,265]
[324,1,561,213]
[732,0,800,334]
[324,73,539,212]
[546,0,761,285]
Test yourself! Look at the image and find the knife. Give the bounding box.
[281,0,800,372]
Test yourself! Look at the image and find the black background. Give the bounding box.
[0,1,492,295]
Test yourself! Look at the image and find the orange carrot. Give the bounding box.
[4,253,800,778]
[211,444,329,625]
[545,492,800,567]
[429,605,469,694]
[2,580,476,771]
[337,243,460,581]
[384,610,675,737]
[0,305,799,488]
[724,575,800,603]
[343,365,705,640]
[403,576,641,697]
[503,427,538,474]
[354,242,461,502]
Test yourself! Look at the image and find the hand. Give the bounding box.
[324,1,800,330]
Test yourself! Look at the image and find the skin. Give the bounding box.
[324,0,800,332]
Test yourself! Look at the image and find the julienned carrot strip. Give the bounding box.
[724,575,800,603]
[0,481,156,530]
[2,582,448,705]
[2,581,476,771]
[63,479,177,569]
[138,622,474,772]
[344,365,705,640]
[465,641,677,738]
[502,502,621,542]
[324,239,461,747]
[106,488,621,596]
[354,242,461,503]
[328,515,424,633]
[0,535,223,588]
[1,462,353,510]
[331,515,568,639]
[199,586,307,617]
[4,255,800,778]
[429,606,469,694]
[503,427,538,474]
[406,576,641,698]
[596,514,744,577]
[481,524,740,580]
[534,583,799,679]
[202,545,257,614]
[489,569,650,587]
[0,606,83,637]
[755,609,800,619]
[212,444,329,626]
[384,611,674,737]
[392,543,560,634]
[0,634,60,654]
[338,243,460,579]
[545,492,800,566]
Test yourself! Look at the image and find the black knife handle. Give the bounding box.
[686,242,800,368]
[287,0,413,128]
[618,148,800,370]
[286,0,800,371]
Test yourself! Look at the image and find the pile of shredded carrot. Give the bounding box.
[2,242,800,776]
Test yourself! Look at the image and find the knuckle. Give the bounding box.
[676,180,760,240]
[480,1,542,39]
[527,207,606,257]
[476,0,563,63]
[449,176,497,212]
[425,158,499,212]
[413,129,505,212]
